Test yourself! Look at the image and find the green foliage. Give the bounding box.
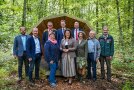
[122,81,133,90]
[0,0,134,89]
[0,50,17,88]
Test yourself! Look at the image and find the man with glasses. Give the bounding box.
[42,21,57,45]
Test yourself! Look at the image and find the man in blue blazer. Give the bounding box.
[13,27,29,82]
[57,20,67,46]
[26,28,42,84]
[71,21,83,40]
[42,21,57,46]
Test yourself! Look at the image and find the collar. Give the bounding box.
[62,28,66,30]
[33,35,38,39]
[88,37,95,40]
[75,28,79,30]
[21,34,26,36]
[103,34,108,38]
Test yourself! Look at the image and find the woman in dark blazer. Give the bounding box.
[44,32,60,88]
[76,31,88,82]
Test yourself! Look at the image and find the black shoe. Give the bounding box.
[35,77,40,80]
[29,79,35,85]
[86,77,91,80]
[93,78,97,82]
[107,79,111,82]
[101,77,105,79]
[17,77,22,84]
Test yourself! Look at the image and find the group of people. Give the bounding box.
[13,20,114,87]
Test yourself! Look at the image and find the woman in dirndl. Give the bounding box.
[60,29,77,85]
[76,31,88,82]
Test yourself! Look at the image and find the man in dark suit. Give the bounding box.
[57,20,67,46]
[13,26,29,83]
[26,28,42,84]
[71,21,83,40]
[42,21,57,46]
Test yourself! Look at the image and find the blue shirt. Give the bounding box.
[21,35,26,51]
[88,39,95,53]
[33,35,41,54]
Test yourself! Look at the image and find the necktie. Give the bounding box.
[76,29,78,40]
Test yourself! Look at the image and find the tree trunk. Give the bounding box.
[22,0,27,26]
[115,0,123,46]
[96,0,99,34]
[127,0,131,29]
[38,0,44,20]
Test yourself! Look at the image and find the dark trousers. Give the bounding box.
[48,63,57,83]
[74,57,78,76]
[99,56,111,80]
[29,53,41,81]
[18,52,29,78]
[87,53,97,79]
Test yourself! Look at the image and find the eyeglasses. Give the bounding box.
[48,25,53,27]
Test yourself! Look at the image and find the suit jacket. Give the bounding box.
[60,38,77,58]
[44,40,60,63]
[76,40,88,59]
[57,28,70,46]
[42,29,57,46]
[13,34,30,56]
[26,36,42,59]
[71,28,83,38]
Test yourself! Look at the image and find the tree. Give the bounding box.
[22,0,27,26]
[115,0,123,46]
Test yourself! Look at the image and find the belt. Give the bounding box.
[36,53,41,55]
[88,52,94,54]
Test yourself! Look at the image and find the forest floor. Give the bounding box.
[5,69,134,90]
[1,56,134,90]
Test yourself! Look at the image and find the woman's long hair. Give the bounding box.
[64,29,72,39]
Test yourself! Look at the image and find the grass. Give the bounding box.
[0,49,17,89]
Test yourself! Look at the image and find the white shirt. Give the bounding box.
[74,29,80,40]
[33,35,41,54]
[62,28,66,34]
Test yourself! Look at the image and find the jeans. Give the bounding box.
[29,53,41,81]
[87,53,97,79]
[18,51,29,78]
[48,63,57,83]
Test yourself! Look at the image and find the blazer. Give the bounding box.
[60,38,77,58]
[44,40,60,63]
[26,36,42,59]
[42,29,57,46]
[99,34,114,57]
[71,28,83,38]
[13,34,30,56]
[57,28,64,46]
[76,40,88,59]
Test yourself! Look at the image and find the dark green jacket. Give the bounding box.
[99,34,114,57]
